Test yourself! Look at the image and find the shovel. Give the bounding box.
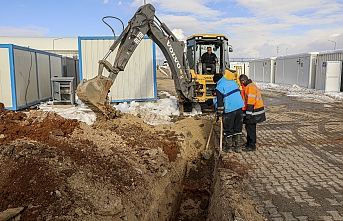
[218,116,223,158]
[201,121,215,160]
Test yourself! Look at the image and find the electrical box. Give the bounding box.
[51,77,75,105]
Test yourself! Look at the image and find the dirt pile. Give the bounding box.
[0,109,78,144]
[0,101,265,221]
[0,104,209,220]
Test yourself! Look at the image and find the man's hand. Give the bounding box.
[245,114,251,120]
[216,106,224,116]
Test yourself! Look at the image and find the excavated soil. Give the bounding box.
[0,69,264,221]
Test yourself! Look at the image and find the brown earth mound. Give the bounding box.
[0,105,206,220]
[0,102,264,221]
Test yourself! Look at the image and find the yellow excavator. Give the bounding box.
[76,3,240,118]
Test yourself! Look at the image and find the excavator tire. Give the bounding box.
[183,102,193,112]
[76,75,118,119]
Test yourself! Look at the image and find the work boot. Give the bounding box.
[233,134,242,153]
[223,136,233,153]
[243,145,256,152]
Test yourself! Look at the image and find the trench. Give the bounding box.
[168,117,219,221]
[171,157,216,221]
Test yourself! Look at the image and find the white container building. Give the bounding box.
[0,36,78,58]
[230,61,250,76]
[0,44,62,110]
[315,50,343,92]
[78,36,156,102]
[248,58,276,83]
[275,53,318,88]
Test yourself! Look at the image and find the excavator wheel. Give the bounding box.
[182,102,193,113]
[76,75,118,119]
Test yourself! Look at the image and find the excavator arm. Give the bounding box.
[76,4,194,118]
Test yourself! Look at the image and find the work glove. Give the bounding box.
[245,114,251,120]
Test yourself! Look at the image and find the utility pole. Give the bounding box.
[277,46,279,57]
[144,0,146,4]
[328,39,336,50]
[286,48,288,55]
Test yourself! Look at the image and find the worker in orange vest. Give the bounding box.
[239,75,266,151]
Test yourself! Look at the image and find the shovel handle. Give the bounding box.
[205,124,214,150]
[219,116,223,153]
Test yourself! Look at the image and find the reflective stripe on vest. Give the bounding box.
[252,109,265,115]
[223,88,240,98]
[245,108,265,116]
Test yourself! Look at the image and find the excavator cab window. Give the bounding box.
[186,36,231,75]
[223,41,231,70]
[195,44,221,74]
[198,44,220,61]
[186,39,195,69]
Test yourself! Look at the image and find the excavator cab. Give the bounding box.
[186,34,238,103]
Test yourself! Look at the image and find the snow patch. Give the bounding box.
[38,85,343,126]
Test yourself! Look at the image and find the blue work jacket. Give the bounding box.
[216,78,244,113]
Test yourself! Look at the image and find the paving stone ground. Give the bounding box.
[221,90,343,221]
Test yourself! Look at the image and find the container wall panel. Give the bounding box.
[0,48,13,107]
[315,59,327,91]
[0,44,62,110]
[297,56,311,88]
[283,57,298,85]
[270,58,276,83]
[275,53,315,88]
[50,56,63,78]
[254,61,264,82]
[275,59,284,84]
[262,60,270,83]
[263,59,275,83]
[37,53,52,100]
[249,59,275,83]
[13,48,39,108]
[79,36,156,102]
[63,57,80,90]
[248,62,255,80]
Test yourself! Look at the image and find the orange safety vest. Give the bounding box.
[241,80,266,123]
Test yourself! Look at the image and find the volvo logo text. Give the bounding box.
[167,40,181,69]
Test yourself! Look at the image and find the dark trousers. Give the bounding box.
[245,123,257,148]
[202,63,215,74]
[223,109,243,137]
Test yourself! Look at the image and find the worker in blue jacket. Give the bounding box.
[213,74,244,153]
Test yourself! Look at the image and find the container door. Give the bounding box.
[325,61,342,92]
[53,82,61,101]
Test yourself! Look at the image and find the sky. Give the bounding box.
[1,0,343,59]
[39,85,343,126]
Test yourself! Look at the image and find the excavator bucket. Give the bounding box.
[76,75,117,118]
